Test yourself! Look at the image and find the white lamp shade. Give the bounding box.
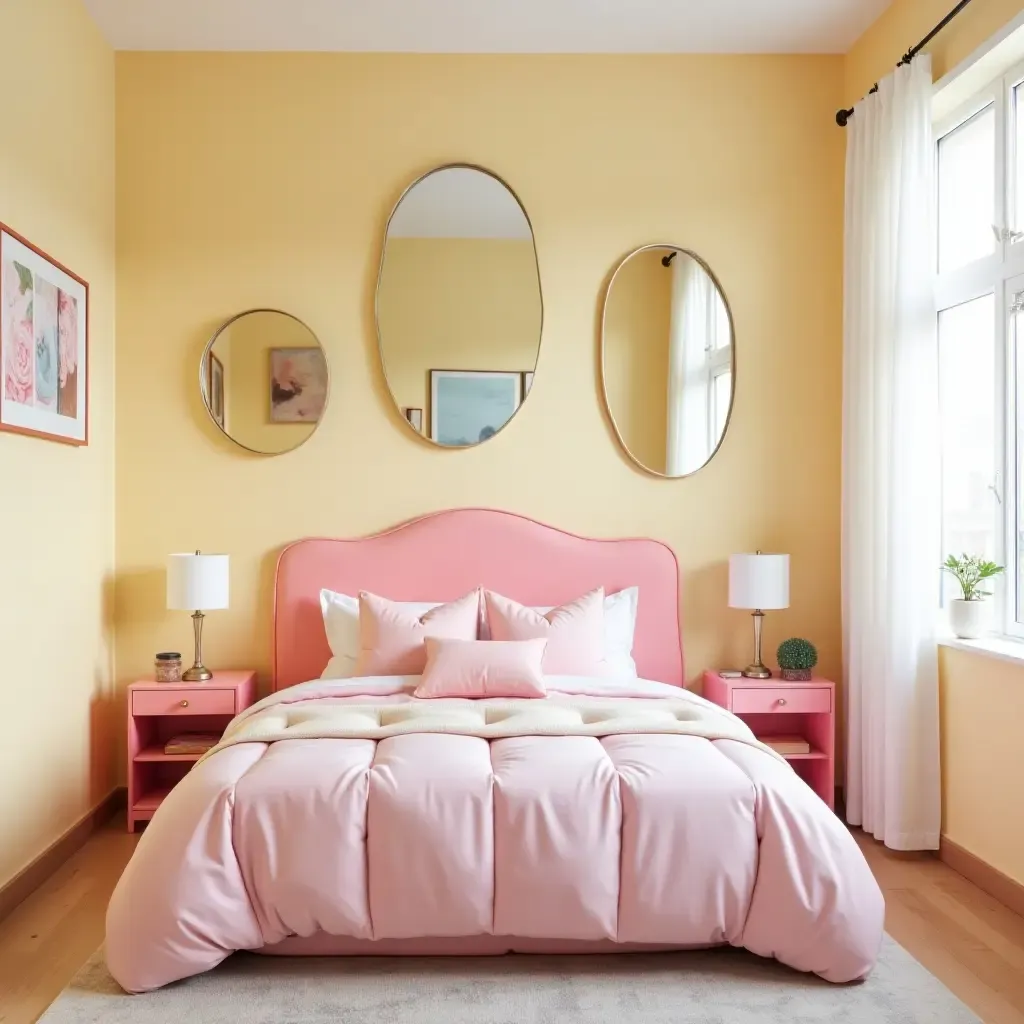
[167,553,230,611]
[729,553,790,610]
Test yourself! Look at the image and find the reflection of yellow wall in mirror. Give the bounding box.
[210,314,321,454]
[114,52,845,768]
[602,248,671,473]
[378,237,541,432]
[0,0,116,890]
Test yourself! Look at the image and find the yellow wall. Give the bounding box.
[113,51,845,716]
[378,237,541,431]
[939,647,1024,885]
[845,0,1024,102]
[848,0,1024,885]
[0,0,115,888]
[210,314,322,454]
[602,248,672,473]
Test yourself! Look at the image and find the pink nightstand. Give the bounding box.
[127,670,257,832]
[703,671,836,810]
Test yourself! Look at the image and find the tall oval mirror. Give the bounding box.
[601,246,734,478]
[201,309,329,455]
[376,165,543,447]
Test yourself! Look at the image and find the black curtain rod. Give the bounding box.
[835,0,975,126]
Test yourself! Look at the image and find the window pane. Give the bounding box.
[1014,83,1024,235]
[713,371,731,441]
[939,295,997,605]
[938,105,995,273]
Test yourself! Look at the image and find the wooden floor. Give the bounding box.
[0,824,1022,1023]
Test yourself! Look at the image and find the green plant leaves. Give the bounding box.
[941,553,1005,601]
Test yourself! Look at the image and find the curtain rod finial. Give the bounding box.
[836,107,852,127]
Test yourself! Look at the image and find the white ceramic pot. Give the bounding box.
[949,599,990,640]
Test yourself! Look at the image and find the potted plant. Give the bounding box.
[777,638,817,681]
[942,554,1005,639]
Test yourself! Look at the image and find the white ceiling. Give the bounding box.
[388,168,532,239]
[82,0,892,54]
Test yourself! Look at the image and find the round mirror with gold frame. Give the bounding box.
[375,164,543,448]
[200,309,329,455]
[601,245,735,478]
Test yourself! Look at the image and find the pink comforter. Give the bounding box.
[106,677,884,993]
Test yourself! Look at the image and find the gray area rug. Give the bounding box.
[39,936,979,1023]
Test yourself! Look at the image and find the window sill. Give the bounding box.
[938,634,1024,666]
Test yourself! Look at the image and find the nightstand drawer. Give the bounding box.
[731,687,831,715]
[132,689,235,717]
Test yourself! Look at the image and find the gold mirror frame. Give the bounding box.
[374,163,545,449]
[199,308,330,456]
[599,244,736,480]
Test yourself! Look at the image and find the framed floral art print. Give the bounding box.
[1,224,89,445]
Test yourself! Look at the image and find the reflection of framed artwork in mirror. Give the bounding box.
[403,407,423,432]
[270,347,328,423]
[429,369,522,447]
[208,353,225,429]
[522,371,534,396]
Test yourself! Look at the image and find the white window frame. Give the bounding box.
[936,57,1024,638]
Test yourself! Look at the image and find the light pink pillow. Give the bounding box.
[355,590,481,676]
[414,638,548,699]
[483,588,612,676]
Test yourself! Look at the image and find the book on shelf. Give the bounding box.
[761,735,811,755]
[163,734,221,755]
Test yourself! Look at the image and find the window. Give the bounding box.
[936,62,1024,635]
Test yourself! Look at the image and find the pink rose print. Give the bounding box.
[58,290,78,388]
[5,315,34,405]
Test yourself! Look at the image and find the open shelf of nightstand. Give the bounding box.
[133,745,205,763]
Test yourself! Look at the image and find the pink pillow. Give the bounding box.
[355,590,480,676]
[414,638,548,699]
[483,588,612,676]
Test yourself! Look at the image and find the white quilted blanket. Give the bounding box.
[200,677,786,765]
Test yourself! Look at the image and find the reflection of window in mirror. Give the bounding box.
[602,247,733,478]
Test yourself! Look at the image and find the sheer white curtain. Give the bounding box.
[666,257,713,476]
[843,57,941,851]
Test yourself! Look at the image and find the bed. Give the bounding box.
[105,508,884,993]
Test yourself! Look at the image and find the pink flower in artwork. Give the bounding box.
[4,315,34,405]
[58,290,78,388]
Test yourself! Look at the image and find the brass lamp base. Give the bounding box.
[742,609,773,679]
[182,610,212,682]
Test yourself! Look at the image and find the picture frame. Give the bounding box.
[429,369,522,447]
[403,407,423,432]
[270,347,328,423]
[1,223,89,445]
[208,353,225,430]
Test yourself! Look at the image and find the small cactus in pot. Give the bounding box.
[777,638,817,681]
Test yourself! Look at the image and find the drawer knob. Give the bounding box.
[777,698,787,707]
[179,699,189,708]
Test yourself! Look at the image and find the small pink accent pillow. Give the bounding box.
[483,588,612,676]
[414,638,548,699]
[355,590,481,676]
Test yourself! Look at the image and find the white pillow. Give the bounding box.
[320,586,639,680]
[319,589,440,679]
[482,586,639,677]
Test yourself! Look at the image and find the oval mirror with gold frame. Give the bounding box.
[200,308,329,455]
[375,164,543,448]
[601,245,735,478]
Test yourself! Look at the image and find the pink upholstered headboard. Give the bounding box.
[272,508,682,690]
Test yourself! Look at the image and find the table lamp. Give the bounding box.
[728,552,790,679]
[166,551,229,682]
